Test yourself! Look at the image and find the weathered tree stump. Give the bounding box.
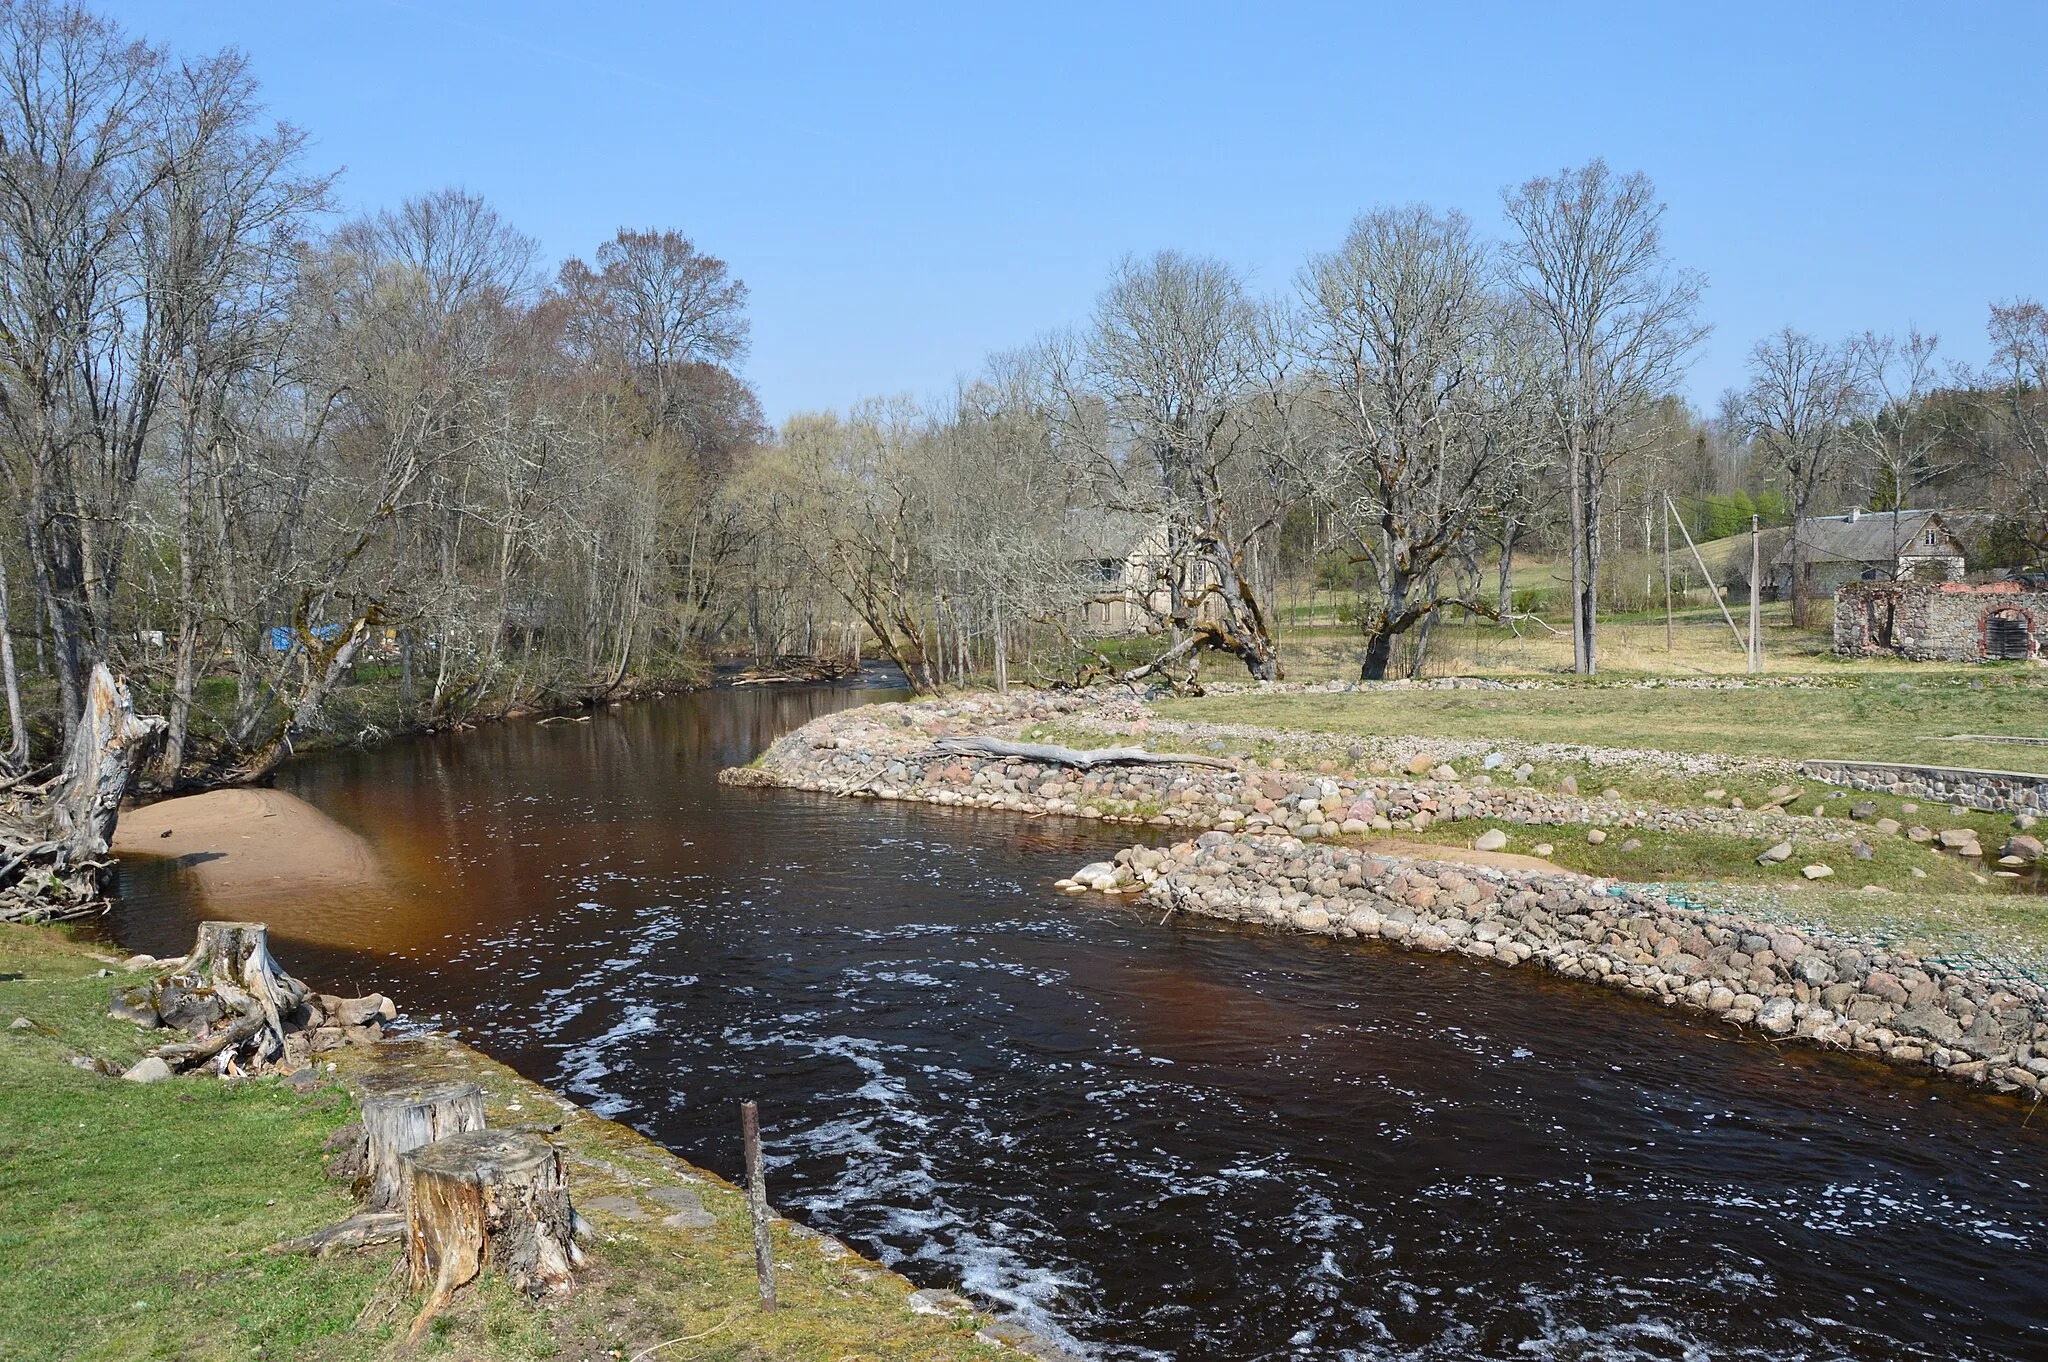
[356,1077,486,1212]
[132,920,312,1072]
[403,1130,579,1344]
[184,920,308,1050]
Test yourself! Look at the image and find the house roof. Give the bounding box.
[1769,510,1959,567]
[1059,507,1160,562]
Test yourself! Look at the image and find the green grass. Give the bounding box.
[0,925,388,1361]
[1386,816,1989,894]
[1158,672,2048,774]
[0,924,1006,1361]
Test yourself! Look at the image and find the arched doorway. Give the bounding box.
[1986,608,2033,659]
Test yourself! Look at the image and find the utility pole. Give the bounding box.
[1662,504,1674,652]
[1748,514,1762,674]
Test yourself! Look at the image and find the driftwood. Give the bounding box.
[268,1210,407,1257]
[404,1130,580,1344]
[356,1078,487,1212]
[928,735,1236,771]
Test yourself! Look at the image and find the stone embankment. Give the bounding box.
[1064,833,2048,1100]
[730,691,1875,853]
[1800,758,2048,816]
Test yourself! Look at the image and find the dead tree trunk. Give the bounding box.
[357,1078,486,1213]
[137,920,310,1072]
[49,664,167,865]
[404,1130,579,1344]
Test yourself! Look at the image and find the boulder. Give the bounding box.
[1758,841,1793,865]
[1473,829,1508,852]
[1585,828,1606,845]
[1936,828,1979,850]
[1849,802,1878,821]
[1801,863,1834,880]
[122,1055,172,1083]
[2000,834,2044,861]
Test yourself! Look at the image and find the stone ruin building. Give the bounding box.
[1833,580,2048,661]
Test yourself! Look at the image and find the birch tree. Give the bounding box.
[1503,161,1706,674]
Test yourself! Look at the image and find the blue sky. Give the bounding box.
[110,2,2048,424]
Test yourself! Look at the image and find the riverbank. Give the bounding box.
[724,687,2048,1105]
[0,918,1051,1361]
[1065,833,2048,1102]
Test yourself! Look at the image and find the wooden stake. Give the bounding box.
[741,1100,776,1311]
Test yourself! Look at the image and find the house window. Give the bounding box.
[1097,559,1121,582]
[1924,530,1937,546]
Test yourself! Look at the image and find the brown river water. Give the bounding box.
[110,684,2048,1361]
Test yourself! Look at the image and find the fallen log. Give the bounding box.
[404,1130,580,1344]
[928,735,1236,771]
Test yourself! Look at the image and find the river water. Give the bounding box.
[110,685,2048,1360]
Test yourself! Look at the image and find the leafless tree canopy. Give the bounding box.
[0,6,2044,776]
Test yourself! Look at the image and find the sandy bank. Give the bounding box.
[114,788,387,904]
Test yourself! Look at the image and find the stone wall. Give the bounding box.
[1833,580,2048,661]
[1072,833,2048,1099]
[1799,758,2048,815]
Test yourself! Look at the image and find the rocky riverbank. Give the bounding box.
[724,687,2048,1105]
[724,689,2006,863]
[1061,833,2048,1101]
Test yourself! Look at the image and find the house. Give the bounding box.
[1833,579,2047,662]
[1060,508,1176,633]
[1771,509,1966,599]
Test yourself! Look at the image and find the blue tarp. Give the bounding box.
[269,622,344,652]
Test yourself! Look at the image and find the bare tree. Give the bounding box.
[1979,300,2048,562]
[1290,205,1534,678]
[1729,329,1862,623]
[1503,161,1707,674]
[1047,251,1284,681]
[0,1,169,739]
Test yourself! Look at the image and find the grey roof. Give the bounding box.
[1059,507,1160,562]
[1770,511,1960,568]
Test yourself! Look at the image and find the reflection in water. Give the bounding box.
[112,686,2048,1361]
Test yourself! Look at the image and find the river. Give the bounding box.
[110,684,2048,1360]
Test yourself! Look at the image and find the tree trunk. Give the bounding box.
[357,1078,487,1213]
[0,548,27,769]
[404,1130,579,1345]
[1568,443,1589,674]
[1495,519,1520,628]
[48,665,168,870]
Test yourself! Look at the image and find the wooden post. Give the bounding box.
[1662,505,1674,651]
[1748,514,1762,674]
[741,1099,776,1311]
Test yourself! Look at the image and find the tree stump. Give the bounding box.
[356,1077,486,1213]
[403,1130,579,1344]
[184,920,308,1051]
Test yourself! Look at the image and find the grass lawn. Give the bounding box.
[0,924,1000,1362]
[1158,671,2048,774]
